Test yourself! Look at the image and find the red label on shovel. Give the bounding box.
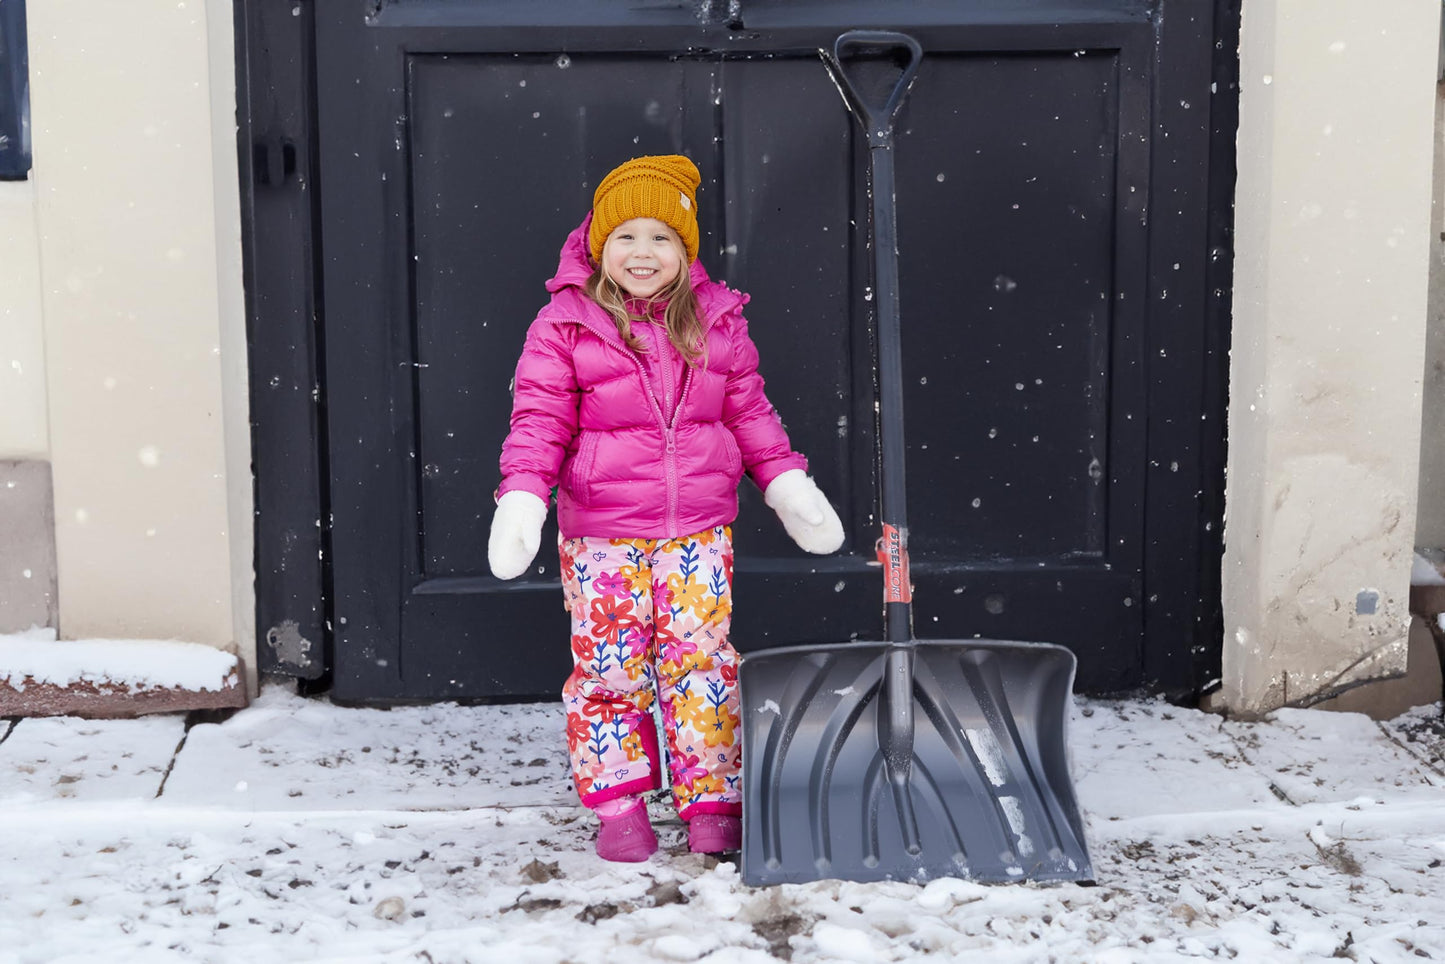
[876,523,912,603]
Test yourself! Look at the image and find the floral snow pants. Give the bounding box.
[559,526,742,821]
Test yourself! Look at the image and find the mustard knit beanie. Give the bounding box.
[589,154,702,265]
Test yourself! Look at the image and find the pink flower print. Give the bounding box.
[673,750,709,792]
[619,632,651,683]
[659,631,699,671]
[652,578,673,612]
[592,570,631,599]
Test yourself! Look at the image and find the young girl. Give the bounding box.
[488,155,844,862]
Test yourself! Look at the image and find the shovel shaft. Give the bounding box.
[871,145,906,526]
[870,140,913,645]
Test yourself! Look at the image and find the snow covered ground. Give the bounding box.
[2,686,1444,963]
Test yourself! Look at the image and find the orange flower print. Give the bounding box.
[688,774,724,798]
[620,564,653,595]
[620,730,646,763]
[693,594,732,626]
[699,705,738,748]
[667,573,709,614]
[671,687,710,730]
[621,645,652,685]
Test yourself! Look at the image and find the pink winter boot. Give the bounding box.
[594,797,657,862]
[687,813,742,854]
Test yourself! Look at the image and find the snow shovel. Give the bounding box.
[738,31,1094,886]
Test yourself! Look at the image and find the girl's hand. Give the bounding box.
[488,491,549,579]
[763,469,845,555]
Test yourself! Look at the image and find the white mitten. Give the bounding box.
[487,490,549,579]
[763,469,845,554]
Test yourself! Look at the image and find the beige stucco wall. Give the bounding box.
[22,0,253,682]
[1222,0,1439,715]
[0,178,49,458]
[1421,85,1445,550]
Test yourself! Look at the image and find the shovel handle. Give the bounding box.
[825,31,924,148]
[825,31,922,644]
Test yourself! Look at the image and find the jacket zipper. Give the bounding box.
[564,313,706,536]
[666,368,694,536]
[654,325,681,535]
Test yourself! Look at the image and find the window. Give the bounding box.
[0,0,29,180]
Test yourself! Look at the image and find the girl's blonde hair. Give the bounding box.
[588,234,706,367]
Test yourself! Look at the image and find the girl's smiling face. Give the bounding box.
[601,217,684,300]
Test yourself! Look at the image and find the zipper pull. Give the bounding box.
[665,428,677,454]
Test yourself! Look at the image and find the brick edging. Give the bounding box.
[0,664,248,719]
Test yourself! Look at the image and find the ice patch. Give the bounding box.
[995,795,1036,856]
[966,727,1009,787]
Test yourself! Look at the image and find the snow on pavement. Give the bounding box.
[2,686,1444,963]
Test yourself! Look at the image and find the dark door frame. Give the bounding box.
[234,0,1239,701]
[234,0,331,685]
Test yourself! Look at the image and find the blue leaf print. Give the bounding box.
[587,721,611,759]
[678,542,700,581]
[708,564,727,601]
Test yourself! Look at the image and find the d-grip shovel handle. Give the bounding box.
[827,31,924,148]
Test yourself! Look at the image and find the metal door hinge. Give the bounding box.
[253,138,297,187]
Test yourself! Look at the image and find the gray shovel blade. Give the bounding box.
[739,639,1092,886]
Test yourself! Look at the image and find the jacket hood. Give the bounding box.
[544,213,746,320]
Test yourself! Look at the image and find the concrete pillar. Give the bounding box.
[1222,0,1439,714]
[24,0,252,680]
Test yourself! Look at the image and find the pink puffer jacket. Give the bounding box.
[497,215,808,539]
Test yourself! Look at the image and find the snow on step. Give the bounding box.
[0,627,239,695]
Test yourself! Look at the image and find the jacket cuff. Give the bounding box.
[494,476,553,506]
[750,453,809,494]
